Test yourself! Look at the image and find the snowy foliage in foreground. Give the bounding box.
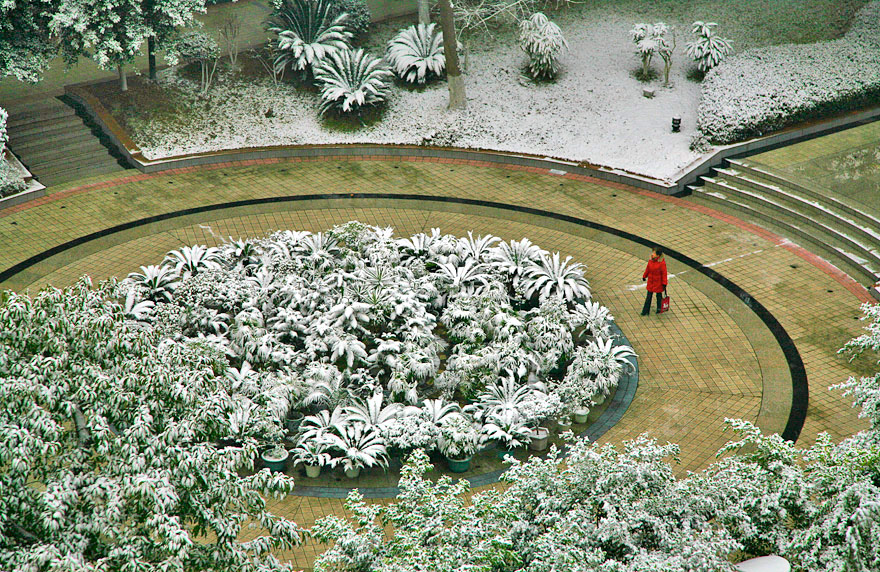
[314,49,393,115]
[697,0,880,144]
[0,278,303,572]
[120,222,632,468]
[385,23,445,85]
[519,13,568,80]
[312,302,880,571]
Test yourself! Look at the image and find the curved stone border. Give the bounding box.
[0,192,807,497]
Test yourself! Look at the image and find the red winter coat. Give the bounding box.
[643,256,668,293]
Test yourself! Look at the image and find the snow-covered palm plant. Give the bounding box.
[686,21,732,73]
[438,413,481,459]
[299,406,348,443]
[386,23,445,84]
[125,264,179,302]
[491,238,545,288]
[269,0,353,74]
[468,376,533,422]
[457,232,501,263]
[303,362,349,407]
[121,289,155,321]
[314,48,393,115]
[344,392,401,429]
[519,12,568,80]
[437,259,492,296]
[420,398,461,425]
[482,409,532,451]
[164,245,222,278]
[523,252,590,303]
[326,421,389,472]
[291,437,332,467]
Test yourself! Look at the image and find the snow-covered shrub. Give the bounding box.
[630,22,670,80]
[328,0,370,38]
[380,410,441,451]
[438,413,480,459]
[519,12,568,80]
[268,0,353,74]
[314,48,392,115]
[386,23,445,85]
[686,21,732,73]
[0,155,26,198]
[172,32,220,94]
[697,0,880,144]
[0,106,7,154]
[0,278,302,571]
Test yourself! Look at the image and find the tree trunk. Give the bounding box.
[436,0,465,109]
[118,65,128,92]
[418,0,430,25]
[148,36,157,81]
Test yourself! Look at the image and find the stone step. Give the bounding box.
[6,102,77,129]
[26,146,120,173]
[727,158,880,233]
[6,128,100,153]
[8,114,85,140]
[701,177,880,270]
[24,138,108,164]
[712,167,880,248]
[691,186,879,286]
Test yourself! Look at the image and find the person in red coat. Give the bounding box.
[641,246,668,315]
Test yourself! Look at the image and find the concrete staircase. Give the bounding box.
[688,158,880,293]
[4,97,126,187]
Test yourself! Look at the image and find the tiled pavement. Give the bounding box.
[0,156,874,570]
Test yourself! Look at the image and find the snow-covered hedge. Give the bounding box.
[697,1,880,144]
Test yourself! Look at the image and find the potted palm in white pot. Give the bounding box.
[438,413,480,473]
[291,438,331,478]
[326,422,389,479]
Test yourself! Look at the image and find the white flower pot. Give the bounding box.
[529,427,550,451]
[572,409,590,424]
[305,464,321,478]
[734,556,790,572]
[556,417,572,435]
[344,467,361,479]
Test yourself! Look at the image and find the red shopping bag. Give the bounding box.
[660,293,671,313]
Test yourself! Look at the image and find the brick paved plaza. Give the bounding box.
[0,152,873,569]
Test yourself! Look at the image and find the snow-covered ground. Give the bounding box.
[137,13,706,182]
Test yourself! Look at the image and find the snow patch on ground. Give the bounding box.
[137,15,706,182]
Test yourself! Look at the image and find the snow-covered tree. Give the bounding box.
[686,21,732,73]
[630,22,670,80]
[0,0,58,82]
[142,0,207,80]
[0,107,7,154]
[0,278,303,572]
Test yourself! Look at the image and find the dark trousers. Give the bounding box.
[642,290,663,315]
